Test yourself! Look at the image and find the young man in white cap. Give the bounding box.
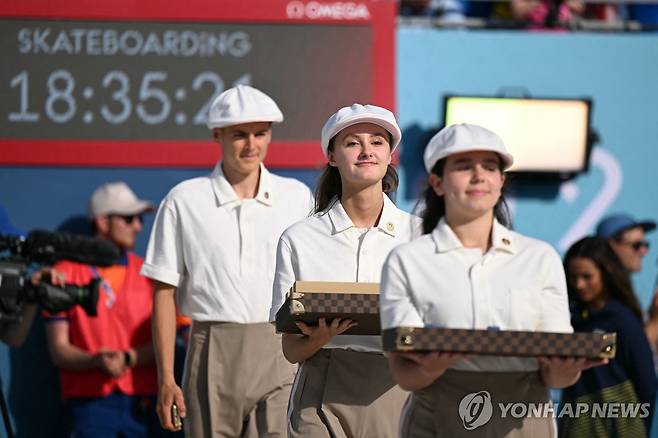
[44,182,162,436]
[142,85,313,437]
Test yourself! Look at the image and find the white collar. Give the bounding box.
[431,217,516,254]
[210,162,274,206]
[326,194,400,237]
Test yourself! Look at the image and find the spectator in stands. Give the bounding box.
[43,182,165,437]
[508,0,585,29]
[400,0,467,21]
[582,2,627,24]
[628,3,658,29]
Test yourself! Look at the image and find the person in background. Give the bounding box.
[596,214,658,356]
[43,182,163,437]
[143,85,314,437]
[560,236,656,437]
[0,204,49,347]
[596,214,655,275]
[399,0,467,21]
[509,0,585,29]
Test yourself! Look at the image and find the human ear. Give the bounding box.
[428,173,444,197]
[212,128,223,143]
[328,150,338,167]
[95,216,110,235]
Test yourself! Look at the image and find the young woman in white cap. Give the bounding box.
[144,85,314,437]
[269,104,421,438]
[379,123,605,437]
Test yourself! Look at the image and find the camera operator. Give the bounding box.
[0,268,66,348]
[42,182,165,437]
[0,204,67,348]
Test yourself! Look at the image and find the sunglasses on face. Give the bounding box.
[622,240,650,251]
[112,214,144,224]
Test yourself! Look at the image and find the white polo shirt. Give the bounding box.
[380,217,573,372]
[269,194,422,352]
[141,162,314,323]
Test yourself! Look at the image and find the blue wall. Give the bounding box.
[1,28,658,437]
[396,29,658,306]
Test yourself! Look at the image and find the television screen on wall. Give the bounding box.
[443,95,592,177]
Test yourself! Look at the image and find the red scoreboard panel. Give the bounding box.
[0,0,395,168]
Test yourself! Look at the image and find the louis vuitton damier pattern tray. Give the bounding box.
[275,281,381,336]
[382,327,616,359]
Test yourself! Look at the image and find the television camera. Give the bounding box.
[0,229,120,321]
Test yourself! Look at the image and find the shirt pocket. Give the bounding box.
[508,287,542,331]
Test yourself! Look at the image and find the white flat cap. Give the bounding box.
[207,85,284,130]
[423,123,514,173]
[88,182,154,219]
[320,104,402,158]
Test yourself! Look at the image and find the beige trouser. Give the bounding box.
[183,321,296,438]
[288,348,408,438]
[400,369,556,438]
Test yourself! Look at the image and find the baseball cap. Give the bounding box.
[88,182,154,219]
[320,104,402,158]
[207,85,283,130]
[595,213,656,239]
[423,123,514,173]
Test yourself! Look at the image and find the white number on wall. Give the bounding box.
[100,70,132,124]
[45,70,76,123]
[192,72,225,125]
[136,72,171,125]
[8,71,39,122]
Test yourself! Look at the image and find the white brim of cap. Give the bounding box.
[207,115,284,130]
[322,116,402,158]
[424,144,514,173]
[91,201,155,218]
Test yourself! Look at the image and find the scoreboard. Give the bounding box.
[0,0,395,167]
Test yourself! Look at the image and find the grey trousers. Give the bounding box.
[400,369,556,438]
[288,348,408,438]
[183,321,296,438]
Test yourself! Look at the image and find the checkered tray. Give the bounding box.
[382,327,616,359]
[275,281,381,336]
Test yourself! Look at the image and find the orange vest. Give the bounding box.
[52,253,157,399]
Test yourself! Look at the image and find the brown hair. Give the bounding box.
[420,156,512,234]
[314,133,398,213]
[564,236,642,320]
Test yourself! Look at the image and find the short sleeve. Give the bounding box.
[379,250,424,329]
[537,246,573,333]
[269,236,296,322]
[141,199,185,287]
